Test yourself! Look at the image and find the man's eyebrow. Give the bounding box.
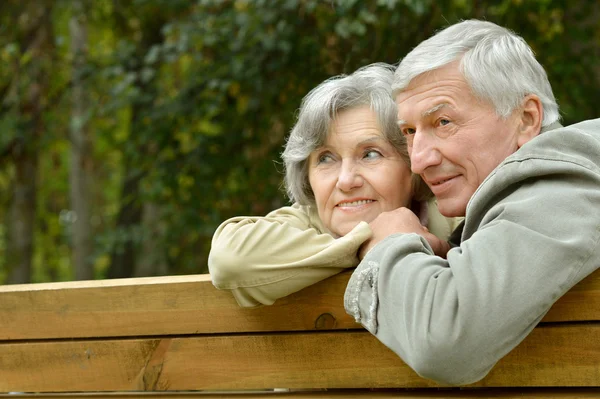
[397,103,450,127]
[423,103,450,117]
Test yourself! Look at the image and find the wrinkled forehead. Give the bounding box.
[394,65,478,119]
[394,59,466,94]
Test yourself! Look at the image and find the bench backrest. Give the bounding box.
[1,269,599,397]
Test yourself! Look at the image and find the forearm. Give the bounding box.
[227,265,351,307]
[345,232,551,385]
[209,212,372,307]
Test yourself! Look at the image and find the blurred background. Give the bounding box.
[0,0,597,283]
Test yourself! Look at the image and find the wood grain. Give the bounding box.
[1,325,599,393]
[2,388,600,398]
[0,273,353,340]
[1,269,599,341]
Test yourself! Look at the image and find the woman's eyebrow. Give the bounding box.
[357,136,386,146]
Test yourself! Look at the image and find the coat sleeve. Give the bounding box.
[208,204,372,307]
[344,132,600,385]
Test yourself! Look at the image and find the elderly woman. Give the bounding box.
[208,64,460,307]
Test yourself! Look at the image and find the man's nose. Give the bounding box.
[336,161,363,191]
[409,131,442,174]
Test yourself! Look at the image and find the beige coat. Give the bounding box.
[208,198,461,307]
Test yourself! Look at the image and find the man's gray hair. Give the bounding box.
[393,19,560,127]
[282,63,427,205]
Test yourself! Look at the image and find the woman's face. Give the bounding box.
[308,105,413,237]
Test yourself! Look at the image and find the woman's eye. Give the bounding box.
[317,153,334,164]
[364,150,382,159]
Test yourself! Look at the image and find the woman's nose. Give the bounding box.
[336,162,364,191]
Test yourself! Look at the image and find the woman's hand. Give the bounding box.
[359,207,450,259]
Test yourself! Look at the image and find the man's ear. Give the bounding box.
[517,94,543,148]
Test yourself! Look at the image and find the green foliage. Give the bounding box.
[0,0,598,281]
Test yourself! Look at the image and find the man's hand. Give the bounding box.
[359,207,450,260]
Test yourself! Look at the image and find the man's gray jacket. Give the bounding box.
[344,118,600,385]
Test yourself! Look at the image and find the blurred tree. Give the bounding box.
[70,0,94,280]
[103,0,189,279]
[2,1,54,283]
[0,0,598,282]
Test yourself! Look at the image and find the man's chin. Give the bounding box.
[436,198,467,218]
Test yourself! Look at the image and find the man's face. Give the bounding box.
[396,62,523,217]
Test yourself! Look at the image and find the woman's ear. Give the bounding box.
[517,94,543,148]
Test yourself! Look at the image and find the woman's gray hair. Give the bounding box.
[393,19,560,127]
[282,63,428,205]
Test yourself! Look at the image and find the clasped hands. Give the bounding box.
[359,207,450,260]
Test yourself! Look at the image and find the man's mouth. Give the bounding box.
[430,176,457,186]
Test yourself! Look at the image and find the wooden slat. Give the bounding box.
[1,269,599,341]
[2,388,600,398]
[0,273,355,341]
[1,325,599,393]
[542,268,600,322]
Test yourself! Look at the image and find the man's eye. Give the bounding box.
[439,119,450,126]
[402,128,416,136]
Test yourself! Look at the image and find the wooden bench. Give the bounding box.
[1,268,599,398]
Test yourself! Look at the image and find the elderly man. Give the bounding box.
[344,19,600,385]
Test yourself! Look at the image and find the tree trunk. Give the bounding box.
[5,146,37,284]
[106,9,166,279]
[134,202,168,277]
[69,2,94,281]
[5,4,52,283]
[106,165,143,279]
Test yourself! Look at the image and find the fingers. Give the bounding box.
[358,207,446,260]
[426,233,450,258]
